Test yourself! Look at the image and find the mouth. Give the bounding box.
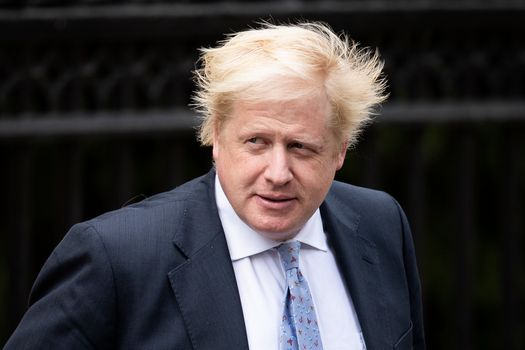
[255,194,297,209]
[258,194,295,202]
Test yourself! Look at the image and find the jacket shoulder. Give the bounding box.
[53,172,215,274]
[327,180,399,217]
[84,173,211,241]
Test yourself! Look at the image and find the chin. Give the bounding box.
[259,231,297,242]
[253,223,300,241]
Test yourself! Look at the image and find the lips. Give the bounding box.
[255,193,297,210]
[259,195,294,202]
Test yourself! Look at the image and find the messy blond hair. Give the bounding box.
[192,21,387,148]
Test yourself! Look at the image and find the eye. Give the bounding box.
[246,137,267,147]
[247,137,263,144]
[289,142,304,149]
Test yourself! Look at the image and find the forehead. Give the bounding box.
[220,94,337,146]
[232,92,331,126]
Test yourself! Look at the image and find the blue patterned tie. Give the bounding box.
[278,241,323,350]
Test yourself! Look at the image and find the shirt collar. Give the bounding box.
[215,174,327,261]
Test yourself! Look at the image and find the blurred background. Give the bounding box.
[1,0,524,348]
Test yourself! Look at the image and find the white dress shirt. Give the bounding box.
[215,176,366,349]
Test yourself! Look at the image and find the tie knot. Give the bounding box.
[277,241,301,270]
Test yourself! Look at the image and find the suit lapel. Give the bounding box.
[166,172,392,349]
[321,195,391,350]
[167,172,249,349]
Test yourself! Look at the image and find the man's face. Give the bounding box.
[213,91,346,241]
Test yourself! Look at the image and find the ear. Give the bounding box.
[212,122,220,160]
[335,142,348,170]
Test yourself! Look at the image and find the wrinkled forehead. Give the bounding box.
[224,89,340,141]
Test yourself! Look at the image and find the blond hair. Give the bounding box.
[192,21,387,147]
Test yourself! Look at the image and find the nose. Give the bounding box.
[264,146,293,186]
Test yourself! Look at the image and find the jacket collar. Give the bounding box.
[168,171,389,349]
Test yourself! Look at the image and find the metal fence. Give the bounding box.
[1,2,524,348]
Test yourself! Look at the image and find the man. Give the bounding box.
[5,22,425,349]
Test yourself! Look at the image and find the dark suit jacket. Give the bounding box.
[5,170,425,350]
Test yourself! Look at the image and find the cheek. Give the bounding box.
[296,159,338,191]
[240,156,267,179]
[222,152,266,184]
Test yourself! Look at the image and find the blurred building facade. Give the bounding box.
[1,1,524,348]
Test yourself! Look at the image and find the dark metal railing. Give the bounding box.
[1,2,524,348]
